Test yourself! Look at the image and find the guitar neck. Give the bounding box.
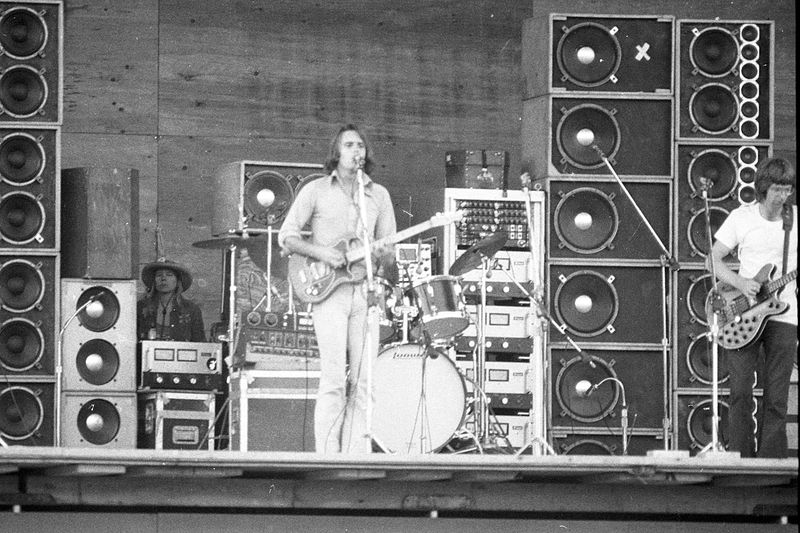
[765,269,798,295]
[344,220,435,263]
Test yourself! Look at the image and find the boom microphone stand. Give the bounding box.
[594,146,677,451]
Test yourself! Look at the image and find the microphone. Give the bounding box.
[698,177,713,192]
[591,144,606,158]
[520,172,532,191]
[574,379,596,398]
[354,156,365,169]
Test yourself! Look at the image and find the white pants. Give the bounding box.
[311,283,379,453]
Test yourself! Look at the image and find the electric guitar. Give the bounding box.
[705,264,797,350]
[288,210,464,304]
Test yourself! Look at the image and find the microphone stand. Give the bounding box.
[585,377,629,455]
[697,179,738,458]
[355,161,385,454]
[594,146,677,451]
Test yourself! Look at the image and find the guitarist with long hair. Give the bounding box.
[279,124,397,454]
[709,156,797,458]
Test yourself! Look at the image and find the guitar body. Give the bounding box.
[288,237,367,304]
[706,264,791,350]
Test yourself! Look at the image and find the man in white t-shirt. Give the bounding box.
[709,157,797,458]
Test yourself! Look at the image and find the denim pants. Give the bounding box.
[726,320,797,458]
[312,283,379,453]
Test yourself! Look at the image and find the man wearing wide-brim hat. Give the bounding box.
[137,257,206,342]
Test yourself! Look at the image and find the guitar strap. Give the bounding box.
[781,203,793,275]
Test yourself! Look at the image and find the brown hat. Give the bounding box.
[141,258,193,291]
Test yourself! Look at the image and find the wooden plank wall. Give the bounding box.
[58,0,796,335]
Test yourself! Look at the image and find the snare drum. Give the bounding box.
[372,343,467,453]
[406,275,469,341]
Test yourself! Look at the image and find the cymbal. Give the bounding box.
[448,230,508,277]
[192,234,271,249]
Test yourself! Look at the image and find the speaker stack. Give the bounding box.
[212,160,324,451]
[58,167,139,448]
[672,19,773,454]
[522,14,675,454]
[0,0,62,447]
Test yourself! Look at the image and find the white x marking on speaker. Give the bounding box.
[635,43,651,61]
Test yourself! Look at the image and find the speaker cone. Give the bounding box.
[243,170,294,226]
[0,317,44,372]
[76,398,121,445]
[0,132,46,186]
[689,83,738,135]
[0,7,48,60]
[554,187,618,253]
[686,334,730,385]
[689,27,739,77]
[738,184,756,204]
[686,272,713,326]
[554,355,619,423]
[687,206,729,257]
[738,146,758,166]
[560,438,616,455]
[556,21,621,87]
[0,385,44,440]
[0,258,45,313]
[553,270,618,337]
[0,65,48,118]
[75,339,120,386]
[0,191,46,244]
[687,398,729,449]
[687,149,737,201]
[75,286,121,332]
[556,103,620,169]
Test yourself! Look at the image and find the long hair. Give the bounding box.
[140,277,186,318]
[323,124,375,175]
[754,157,796,202]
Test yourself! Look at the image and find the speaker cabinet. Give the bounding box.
[675,393,763,454]
[0,125,59,250]
[674,143,772,265]
[60,167,139,279]
[59,391,136,448]
[677,20,773,141]
[0,251,56,376]
[548,178,671,262]
[551,430,663,456]
[0,1,62,124]
[60,279,136,392]
[523,14,674,97]
[0,378,54,445]
[211,160,324,236]
[548,264,665,346]
[523,95,673,180]
[549,347,665,431]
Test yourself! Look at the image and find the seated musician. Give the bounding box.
[137,258,206,342]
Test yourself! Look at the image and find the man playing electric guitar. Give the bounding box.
[709,157,797,458]
[279,124,397,454]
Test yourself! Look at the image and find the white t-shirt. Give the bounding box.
[714,204,797,326]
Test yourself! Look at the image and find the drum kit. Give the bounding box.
[371,230,514,454]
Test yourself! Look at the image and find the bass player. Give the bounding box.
[278,124,397,454]
[709,156,797,458]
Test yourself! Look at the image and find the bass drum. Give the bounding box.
[372,343,467,454]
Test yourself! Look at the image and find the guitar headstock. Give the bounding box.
[430,210,465,227]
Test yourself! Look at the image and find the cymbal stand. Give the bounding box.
[595,146,677,450]
[473,256,490,446]
[697,181,737,457]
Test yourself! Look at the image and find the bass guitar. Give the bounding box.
[705,263,797,350]
[288,210,464,304]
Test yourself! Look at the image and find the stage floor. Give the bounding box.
[1,446,796,526]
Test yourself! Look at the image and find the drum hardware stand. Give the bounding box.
[696,178,739,458]
[594,146,678,451]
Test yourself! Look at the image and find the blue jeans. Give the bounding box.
[726,320,797,458]
[312,283,379,454]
